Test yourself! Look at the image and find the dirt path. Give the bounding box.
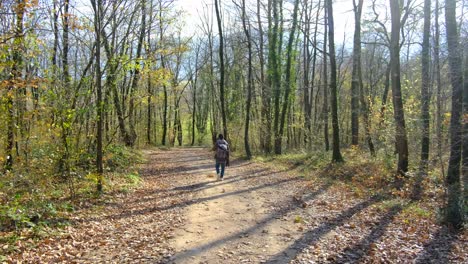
[9,148,467,263]
[168,149,308,264]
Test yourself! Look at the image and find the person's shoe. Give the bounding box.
[216,174,220,181]
[220,176,224,181]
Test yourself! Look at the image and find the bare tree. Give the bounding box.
[239,0,253,158]
[351,0,363,146]
[389,0,409,177]
[327,0,343,162]
[444,0,463,229]
[91,0,104,192]
[214,0,228,140]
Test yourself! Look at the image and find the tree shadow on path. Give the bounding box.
[265,195,386,263]
[169,182,333,262]
[334,204,403,263]
[414,226,460,264]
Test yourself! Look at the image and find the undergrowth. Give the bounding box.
[0,144,144,256]
[255,146,447,224]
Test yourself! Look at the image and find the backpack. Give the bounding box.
[216,143,229,161]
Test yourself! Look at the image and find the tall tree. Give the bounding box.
[58,0,71,176]
[463,31,468,220]
[214,0,228,140]
[326,0,343,162]
[322,5,329,151]
[434,0,443,170]
[444,0,463,228]
[351,0,363,146]
[277,0,300,154]
[4,0,25,171]
[302,0,311,146]
[308,0,321,144]
[258,0,270,153]
[91,0,104,192]
[354,0,375,156]
[160,0,168,146]
[419,0,431,176]
[270,0,281,154]
[389,0,409,177]
[240,0,252,159]
[127,0,147,146]
[146,6,154,145]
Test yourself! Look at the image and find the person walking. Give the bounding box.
[214,134,229,181]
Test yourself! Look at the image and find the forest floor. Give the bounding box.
[6,147,467,263]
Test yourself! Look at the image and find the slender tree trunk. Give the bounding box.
[214,0,228,140]
[354,0,375,156]
[59,0,72,177]
[389,0,409,177]
[322,5,329,151]
[444,0,463,229]
[277,0,300,155]
[463,35,468,220]
[303,0,311,146]
[91,0,104,192]
[350,0,363,146]
[258,0,269,153]
[311,1,322,139]
[327,0,343,162]
[191,57,199,146]
[127,0,146,147]
[241,0,252,159]
[147,69,152,145]
[419,0,431,176]
[310,0,321,133]
[271,0,282,154]
[159,3,168,146]
[52,0,59,69]
[434,0,443,171]
[4,0,25,171]
[146,24,153,145]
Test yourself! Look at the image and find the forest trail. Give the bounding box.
[168,148,306,263]
[10,148,466,263]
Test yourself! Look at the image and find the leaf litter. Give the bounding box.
[3,148,467,263]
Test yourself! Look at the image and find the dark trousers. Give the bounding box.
[215,162,226,178]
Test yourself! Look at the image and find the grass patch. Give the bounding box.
[254,150,329,175]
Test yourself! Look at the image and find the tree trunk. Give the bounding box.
[258,0,270,153]
[4,0,25,171]
[127,0,146,147]
[214,0,228,140]
[463,34,468,222]
[434,0,443,172]
[444,0,463,229]
[159,3,168,146]
[59,0,72,177]
[322,5,329,152]
[146,22,153,145]
[389,0,409,177]
[350,0,363,146]
[303,0,311,146]
[278,0,300,155]
[354,0,375,156]
[241,0,252,159]
[327,0,343,162]
[271,0,281,154]
[91,0,104,192]
[307,0,321,147]
[419,0,431,176]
